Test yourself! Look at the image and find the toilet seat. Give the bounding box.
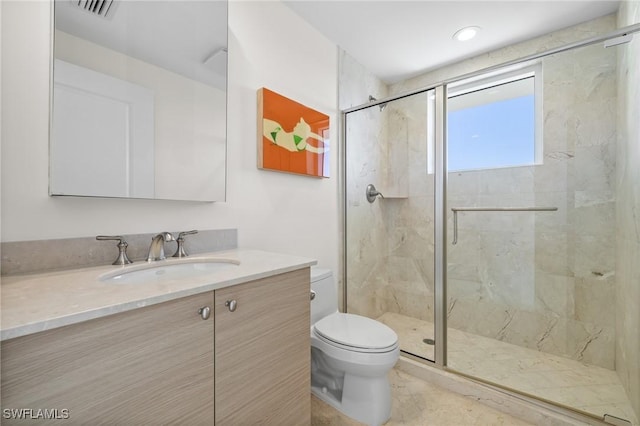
[313,313,398,353]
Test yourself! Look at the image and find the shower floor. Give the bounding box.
[377,312,638,425]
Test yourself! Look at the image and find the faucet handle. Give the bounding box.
[177,230,198,239]
[96,235,133,266]
[172,230,198,258]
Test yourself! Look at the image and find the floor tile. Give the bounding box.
[311,368,534,426]
[377,312,638,425]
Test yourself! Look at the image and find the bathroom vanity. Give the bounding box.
[0,250,313,425]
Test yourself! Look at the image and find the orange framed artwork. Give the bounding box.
[257,88,330,178]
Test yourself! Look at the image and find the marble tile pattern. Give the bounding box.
[343,77,436,335]
[615,1,640,420]
[1,228,238,275]
[378,312,638,425]
[344,16,622,369]
[341,49,396,319]
[311,368,534,426]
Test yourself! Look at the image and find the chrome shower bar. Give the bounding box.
[451,206,558,245]
[451,206,559,212]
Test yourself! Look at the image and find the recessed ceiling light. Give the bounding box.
[453,26,481,42]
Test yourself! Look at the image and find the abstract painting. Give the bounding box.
[257,88,330,178]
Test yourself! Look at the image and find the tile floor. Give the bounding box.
[311,368,534,426]
[377,312,638,425]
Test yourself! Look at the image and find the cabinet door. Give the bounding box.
[1,292,215,425]
[215,268,310,425]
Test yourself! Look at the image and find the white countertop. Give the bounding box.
[0,249,316,341]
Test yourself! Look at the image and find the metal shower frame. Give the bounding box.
[339,18,640,391]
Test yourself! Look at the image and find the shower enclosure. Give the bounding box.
[342,17,640,425]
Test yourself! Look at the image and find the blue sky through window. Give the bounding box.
[448,94,535,172]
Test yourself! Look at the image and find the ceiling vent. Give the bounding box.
[74,0,115,18]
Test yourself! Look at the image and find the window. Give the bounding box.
[446,63,542,172]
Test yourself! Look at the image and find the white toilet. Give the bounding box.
[310,268,399,426]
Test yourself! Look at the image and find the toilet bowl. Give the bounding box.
[310,268,399,426]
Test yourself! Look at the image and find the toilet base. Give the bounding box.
[312,373,392,426]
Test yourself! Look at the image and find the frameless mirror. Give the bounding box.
[50,0,227,202]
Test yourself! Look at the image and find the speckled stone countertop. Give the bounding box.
[0,249,316,341]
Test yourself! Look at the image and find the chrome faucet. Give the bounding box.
[147,232,175,262]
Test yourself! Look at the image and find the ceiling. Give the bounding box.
[283,0,621,84]
[54,0,621,88]
[54,0,228,89]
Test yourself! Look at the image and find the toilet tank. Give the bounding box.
[310,267,338,325]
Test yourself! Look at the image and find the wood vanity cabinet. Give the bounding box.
[1,291,216,424]
[214,268,310,425]
[0,268,310,425]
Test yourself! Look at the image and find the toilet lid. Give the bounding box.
[314,313,398,350]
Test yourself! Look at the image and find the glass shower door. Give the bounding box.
[345,89,436,362]
[445,41,635,423]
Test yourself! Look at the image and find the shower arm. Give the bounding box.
[451,206,558,245]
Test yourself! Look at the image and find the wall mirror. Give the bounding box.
[50,0,227,202]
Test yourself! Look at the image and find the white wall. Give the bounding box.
[0,0,339,275]
[226,0,339,272]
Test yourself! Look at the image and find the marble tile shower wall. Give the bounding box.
[342,51,436,324]
[341,50,391,317]
[445,42,617,369]
[616,1,640,417]
[377,93,436,324]
[343,16,620,369]
[345,104,390,316]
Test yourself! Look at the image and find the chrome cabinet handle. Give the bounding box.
[198,306,211,320]
[310,290,316,300]
[225,299,237,312]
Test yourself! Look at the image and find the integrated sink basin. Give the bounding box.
[99,257,240,285]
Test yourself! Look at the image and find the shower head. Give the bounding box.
[368,95,387,112]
